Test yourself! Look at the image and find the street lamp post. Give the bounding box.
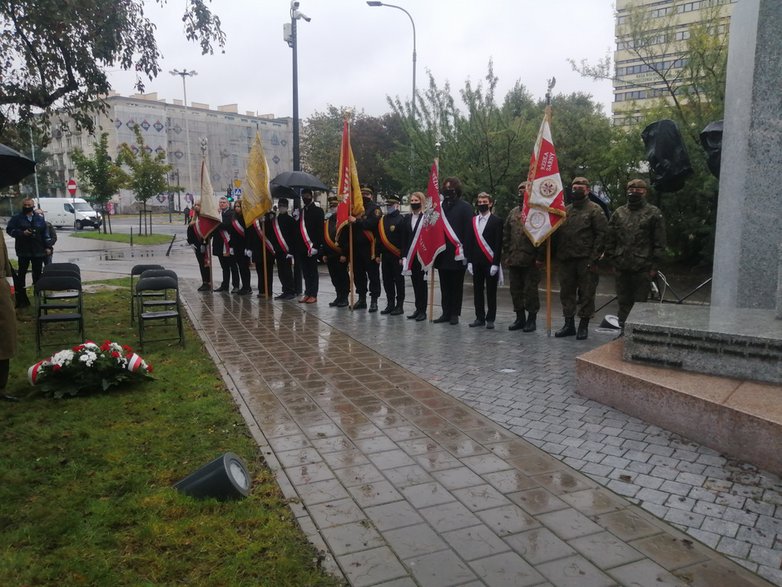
[367,2,416,120]
[285,1,311,171]
[169,68,198,199]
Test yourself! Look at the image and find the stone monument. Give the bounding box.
[577,0,782,473]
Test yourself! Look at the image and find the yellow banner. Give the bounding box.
[243,132,272,227]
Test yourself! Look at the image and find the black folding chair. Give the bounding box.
[41,264,82,304]
[34,274,84,353]
[130,264,165,324]
[136,275,185,349]
[43,262,81,276]
[138,269,179,315]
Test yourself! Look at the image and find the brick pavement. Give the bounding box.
[182,282,776,587]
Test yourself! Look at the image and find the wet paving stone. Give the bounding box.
[182,284,776,587]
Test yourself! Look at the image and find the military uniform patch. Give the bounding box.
[374,208,382,217]
[389,225,395,232]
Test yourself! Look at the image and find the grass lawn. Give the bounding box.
[70,232,174,246]
[0,283,341,586]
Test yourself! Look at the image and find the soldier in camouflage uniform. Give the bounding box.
[554,177,608,340]
[503,182,544,332]
[605,179,666,330]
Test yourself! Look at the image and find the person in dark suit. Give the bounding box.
[229,200,252,295]
[212,196,240,293]
[402,191,428,321]
[248,210,277,298]
[467,192,504,329]
[186,201,211,292]
[271,198,297,300]
[321,195,349,307]
[378,194,407,316]
[295,189,324,303]
[341,185,382,312]
[433,177,473,325]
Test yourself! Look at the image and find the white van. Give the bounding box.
[37,197,102,230]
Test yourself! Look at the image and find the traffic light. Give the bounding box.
[226,187,234,203]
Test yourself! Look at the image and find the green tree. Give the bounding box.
[301,107,405,196]
[570,0,731,263]
[0,0,225,135]
[71,132,130,233]
[117,127,175,235]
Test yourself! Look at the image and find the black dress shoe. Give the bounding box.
[213,286,229,292]
[390,305,404,316]
[469,319,485,328]
[281,293,296,300]
[368,299,378,313]
[237,288,252,295]
[329,298,340,307]
[486,321,495,329]
[449,316,459,325]
[336,298,349,307]
[231,287,240,294]
[407,311,420,320]
[415,312,427,321]
[380,305,393,315]
[433,315,450,324]
[274,293,286,300]
[352,297,367,310]
[197,284,210,292]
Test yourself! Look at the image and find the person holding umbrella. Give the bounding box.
[6,197,50,307]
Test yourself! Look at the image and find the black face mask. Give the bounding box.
[443,190,456,199]
[410,202,421,211]
[571,189,587,201]
[477,203,490,213]
[627,192,644,204]
[23,206,35,214]
[302,196,312,205]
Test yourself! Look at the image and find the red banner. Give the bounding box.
[411,161,446,271]
[336,119,363,234]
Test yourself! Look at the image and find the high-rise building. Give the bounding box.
[44,92,293,211]
[612,0,736,126]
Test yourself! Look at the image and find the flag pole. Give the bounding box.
[262,223,270,299]
[428,270,436,322]
[207,237,213,290]
[546,239,552,336]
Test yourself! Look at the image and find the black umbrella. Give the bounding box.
[270,170,330,193]
[0,143,36,189]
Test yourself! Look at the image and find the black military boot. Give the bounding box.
[576,318,589,340]
[390,304,404,316]
[554,317,576,338]
[352,296,367,310]
[380,301,394,315]
[522,312,537,333]
[368,296,379,313]
[508,311,526,331]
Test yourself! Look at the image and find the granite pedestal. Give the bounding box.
[577,339,782,476]
[623,303,782,385]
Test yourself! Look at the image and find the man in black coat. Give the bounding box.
[271,198,297,300]
[321,195,349,307]
[377,194,407,315]
[433,177,473,325]
[294,189,325,303]
[211,196,239,292]
[467,192,504,329]
[340,185,382,312]
[6,198,50,297]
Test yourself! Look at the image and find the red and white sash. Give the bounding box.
[219,229,232,256]
[273,217,290,255]
[442,209,464,261]
[231,218,245,237]
[472,215,495,264]
[402,213,423,273]
[254,219,275,254]
[299,212,315,256]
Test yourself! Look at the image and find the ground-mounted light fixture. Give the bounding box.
[174,452,251,501]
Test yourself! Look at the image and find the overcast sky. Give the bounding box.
[107,0,616,120]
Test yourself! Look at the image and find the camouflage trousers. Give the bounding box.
[508,265,540,315]
[615,270,651,325]
[558,258,599,318]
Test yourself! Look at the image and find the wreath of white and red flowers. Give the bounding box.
[28,340,154,397]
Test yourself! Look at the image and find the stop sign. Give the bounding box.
[67,179,77,196]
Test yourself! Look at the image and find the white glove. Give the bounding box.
[245,249,253,258]
[401,257,407,267]
[309,249,319,257]
[286,254,294,261]
[467,263,473,275]
[490,265,499,277]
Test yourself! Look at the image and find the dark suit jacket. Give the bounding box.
[295,203,325,254]
[468,213,503,267]
[434,197,473,271]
